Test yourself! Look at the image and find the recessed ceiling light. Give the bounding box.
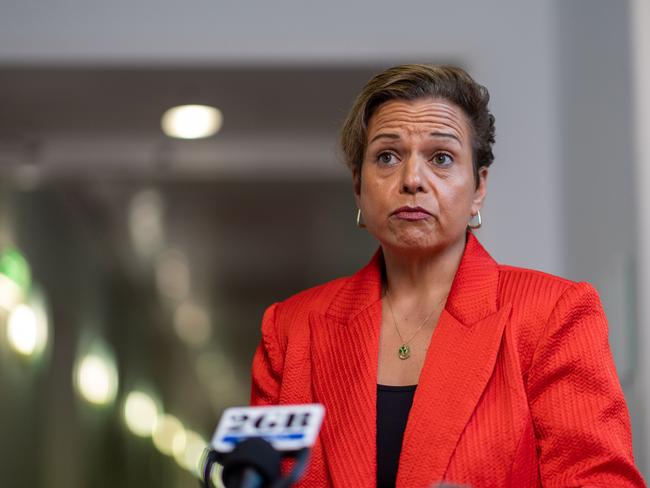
[161,104,223,139]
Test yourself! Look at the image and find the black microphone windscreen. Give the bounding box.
[221,438,282,487]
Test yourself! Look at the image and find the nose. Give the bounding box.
[400,155,425,194]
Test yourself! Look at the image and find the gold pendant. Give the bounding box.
[398,344,410,360]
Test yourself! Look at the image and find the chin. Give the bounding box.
[380,230,465,257]
[383,237,442,256]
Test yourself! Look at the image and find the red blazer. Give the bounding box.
[251,233,645,487]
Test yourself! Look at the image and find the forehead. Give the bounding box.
[366,98,470,142]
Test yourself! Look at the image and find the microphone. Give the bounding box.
[202,404,325,488]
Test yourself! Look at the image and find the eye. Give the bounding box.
[376,152,397,166]
[432,153,453,166]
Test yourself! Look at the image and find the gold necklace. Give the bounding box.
[385,292,439,360]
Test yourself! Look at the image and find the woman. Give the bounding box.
[250,64,645,487]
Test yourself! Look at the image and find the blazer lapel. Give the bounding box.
[398,233,511,486]
[397,305,511,486]
[310,251,383,487]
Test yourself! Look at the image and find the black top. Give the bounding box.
[376,384,417,488]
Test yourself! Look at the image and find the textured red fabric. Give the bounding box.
[250,233,645,488]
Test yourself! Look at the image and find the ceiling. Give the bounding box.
[0,66,381,135]
[0,66,383,180]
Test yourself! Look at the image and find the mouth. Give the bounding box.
[391,206,433,221]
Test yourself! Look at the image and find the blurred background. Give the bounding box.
[1,0,649,486]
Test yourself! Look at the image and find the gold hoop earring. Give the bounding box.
[468,210,482,229]
[356,208,366,228]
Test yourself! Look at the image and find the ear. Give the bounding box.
[471,166,488,215]
[353,167,362,208]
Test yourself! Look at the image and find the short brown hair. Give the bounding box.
[340,64,495,186]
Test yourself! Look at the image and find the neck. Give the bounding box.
[381,234,467,306]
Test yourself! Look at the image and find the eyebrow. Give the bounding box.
[369,131,461,144]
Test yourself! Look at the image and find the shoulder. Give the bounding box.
[496,262,606,322]
[277,275,351,317]
[260,249,382,349]
[261,274,353,344]
[497,263,579,311]
[497,263,604,309]
[496,263,606,370]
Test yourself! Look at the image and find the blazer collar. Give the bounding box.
[325,231,500,326]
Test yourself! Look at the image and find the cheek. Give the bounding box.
[359,177,385,211]
[438,182,474,218]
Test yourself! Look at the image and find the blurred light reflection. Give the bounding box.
[6,287,50,359]
[196,351,244,410]
[0,274,22,311]
[0,247,31,311]
[129,189,164,259]
[153,413,186,456]
[174,301,211,347]
[171,425,188,464]
[175,429,208,475]
[155,248,191,301]
[7,304,38,356]
[74,351,118,406]
[124,391,159,437]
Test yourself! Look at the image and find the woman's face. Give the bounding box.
[354,97,488,256]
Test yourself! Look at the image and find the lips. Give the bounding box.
[391,206,432,221]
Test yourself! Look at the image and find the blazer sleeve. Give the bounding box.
[526,281,646,487]
[250,303,284,406]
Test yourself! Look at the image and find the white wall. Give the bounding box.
[632,0,650,476]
